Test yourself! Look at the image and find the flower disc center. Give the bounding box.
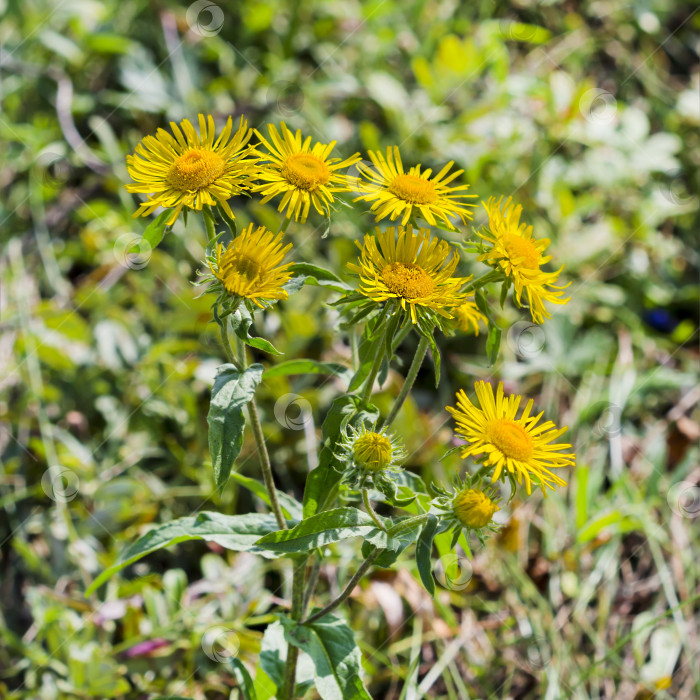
[353,432,392,471]
[388,174,437,205]
[486,419,534,461]
[166,149,225,191]
[381,262,436,300]
[281,154,330,190]
[503,234,540,270]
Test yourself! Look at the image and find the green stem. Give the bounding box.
[378,335,429,430]
[358,345,384,405]
[362,488,387,532]
[281,559,306,699]
[464,270,501,292]
[391,322,412,353]
[387,513,429,537]
[303,548,380,625]
[278,215,292,235]
[248,398,287,530]
[218,316,242,371]
[203,205,217,243]
[302,552,322,614]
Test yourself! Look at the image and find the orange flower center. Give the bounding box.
[502,234,540,269]
[381,262,435,300]
[453,488,498,528]
[486,419,534,461]
[166,148,225,191]
[388,174,437,205]
[281,153,331,190]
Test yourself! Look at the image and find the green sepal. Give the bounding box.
[142,210,170,250]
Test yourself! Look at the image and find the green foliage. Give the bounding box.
[208,363,263,492]
[303,396,380,517]
[256,507,393,554]
[281,613,372,700]
[86,511,282,594]
[415,513,440,596]
[2,0,698,697]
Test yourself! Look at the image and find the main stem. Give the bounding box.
[280,559,306,699]
[378,335,430,430]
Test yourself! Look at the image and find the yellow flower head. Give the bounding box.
[453,488,499,528]
[252,122,361,223]
[479,196,570,324]
[210,224,293,308]
[126,114,257,225]
[348,225,468,325]
[352,431,393,471]
[446,381,575,495]
[354,146,477,229]
[452,293,487,335]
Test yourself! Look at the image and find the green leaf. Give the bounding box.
[281,614,372,700]
[230,306,283,356]
[348,331,381,392]
[290,262,353,293]
[486,322,502,366]
[416,514,439,596]
[229,658,258,700]
[228,471,304,520]
[264,359,351,382]
[499,279,510,309]
[255,508,392,554]
[85,512,282,595]
[362,517,421,568]
[259,620,315,698]
[142,210,170,249]
[208,363,263,494]
[383,307,403,359]
[215,204,238,239]
[259,621,287,691]
[475,289,493,320]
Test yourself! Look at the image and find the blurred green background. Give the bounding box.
[1,0,699,697]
